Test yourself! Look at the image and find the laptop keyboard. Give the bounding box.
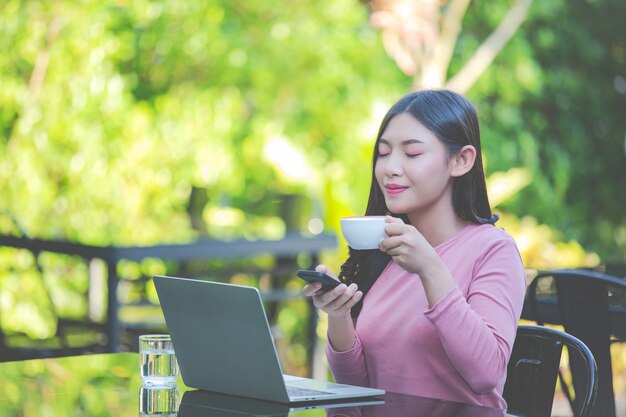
[286,385,334,397]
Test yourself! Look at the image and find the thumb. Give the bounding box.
[385,215,404,224]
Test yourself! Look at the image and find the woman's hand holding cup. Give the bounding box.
[378,215,442,276]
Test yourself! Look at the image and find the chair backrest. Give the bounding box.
[526,268,625,417]
[504,325,597,417]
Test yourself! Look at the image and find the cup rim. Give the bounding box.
[340,215,386,221]
[139,334,171,341]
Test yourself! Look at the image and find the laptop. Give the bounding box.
[153,275,385,403]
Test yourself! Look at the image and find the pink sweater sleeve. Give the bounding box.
[424,238,526,393]
[326,332,370,388]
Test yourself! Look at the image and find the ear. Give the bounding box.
[450,145,476,177]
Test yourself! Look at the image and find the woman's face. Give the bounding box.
[374,113,455,218]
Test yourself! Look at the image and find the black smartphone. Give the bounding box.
[296,269,341,291]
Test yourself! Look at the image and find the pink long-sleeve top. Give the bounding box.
[326,223,527,409]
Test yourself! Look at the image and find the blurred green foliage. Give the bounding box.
[462,0,626,260]
[1,0,623,255]
[0,0,408,247]
[0,0,624,380]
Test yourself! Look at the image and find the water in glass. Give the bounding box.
[140,348,178,385]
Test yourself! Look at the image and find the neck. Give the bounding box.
[406,195,469,247]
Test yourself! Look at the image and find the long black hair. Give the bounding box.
[339,89,496,318]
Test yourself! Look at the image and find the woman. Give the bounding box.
[303,90,526,409]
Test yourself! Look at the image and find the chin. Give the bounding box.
[384,202,410,215]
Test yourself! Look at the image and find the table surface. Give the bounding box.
[0,353,514,417]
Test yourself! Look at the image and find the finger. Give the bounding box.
[315,283,353,309]
[345,291,363,310]
[315,264,339,280]
[323,283,359,311]
[313,284,349,308]
[385,215,404,224]
[379,235,403,252]
[333,291,364,315]
[302,282,323,296]
[384,216,403,236]
[384,222,409,237]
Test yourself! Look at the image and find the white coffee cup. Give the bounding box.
[340,216,386,250]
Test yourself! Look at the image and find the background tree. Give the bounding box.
[363,0,533,92]
[464,0,626,261]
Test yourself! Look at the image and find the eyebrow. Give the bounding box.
[379,138,424,145]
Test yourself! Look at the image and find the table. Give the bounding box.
[0,353,513,417]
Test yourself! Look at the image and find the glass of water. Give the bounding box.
[139,334,179,386]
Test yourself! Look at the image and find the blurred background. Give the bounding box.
[0,0,625,414]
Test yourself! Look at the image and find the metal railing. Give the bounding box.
[0,233,337,368]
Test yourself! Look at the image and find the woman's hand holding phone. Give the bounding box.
[300,265,363,319]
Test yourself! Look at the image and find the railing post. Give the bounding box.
[106,260,120,352]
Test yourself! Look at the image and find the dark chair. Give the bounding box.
[504,325,597,417]
[525,269,626,417]
[599,262,626,279]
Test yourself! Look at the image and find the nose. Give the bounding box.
[383,152,403,177]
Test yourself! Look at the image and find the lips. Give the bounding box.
[384,184,408,195]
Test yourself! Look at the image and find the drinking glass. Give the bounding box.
[139,334,179,386]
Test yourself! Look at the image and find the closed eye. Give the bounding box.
[405,153,422,158]
[377,145,390,157]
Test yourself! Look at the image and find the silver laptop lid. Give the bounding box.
[154,275,289,402]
